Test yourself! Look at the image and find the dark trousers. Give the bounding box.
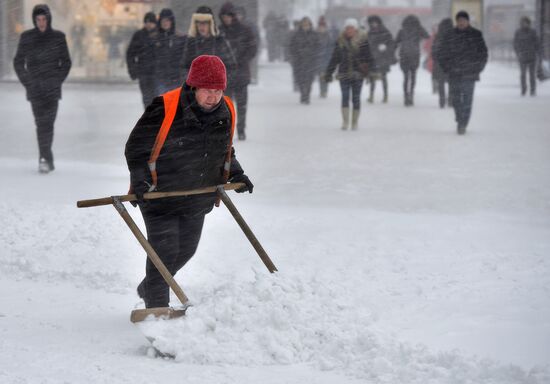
[139,209,205,307]
[319,71,329,96]
[369,73,388,98]
[139,76,156,108]
[438,79,452,108]
[30,99,59,164]
[226,84,248,134]
[450,79,476,128]
[520,61,536,95]
[340,79,363,110]
[298,72,315,103]
[403,68,417,99]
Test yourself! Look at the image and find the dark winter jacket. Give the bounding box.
[13,4,71,101]
[317,29,333,70]
[395,15,429,70]
[431,18,454,81]
[325,32,373,81]
[514,27,539,63]
[125,85,244,216]
[289,28,321,77]
[367,25,396,73]
[435,26,488,81]
[126,27,157,80]
[154,9,186,89]
[219,4,258,87]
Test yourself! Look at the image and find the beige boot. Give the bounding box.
[341,107,350,130]
[351,109,360,130]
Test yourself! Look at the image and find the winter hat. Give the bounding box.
[143,12,156,24]
[367,15,382,26]
[219,2,236,17]
[186,55,227,90]
[455,11,470,21]
[196,6,213,15]
[343,18,358,30]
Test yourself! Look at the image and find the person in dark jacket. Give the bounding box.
[219,2,258,141]
[317,16,333,98]
[182,6,236,83]
[289,17,320,104]
[13,4,71,173]
[366,15,396,103]
[395,15,429,106]
[126,12,158,108]
[514,17,540,96]
[431,18,454,108]
[125,55,253,309]
[435,11,488,134]
[325,18,373,130]
[154,8,186,95]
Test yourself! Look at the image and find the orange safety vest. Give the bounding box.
[133,87,236,195]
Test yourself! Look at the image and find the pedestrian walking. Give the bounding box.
[218,2,258,141]
[434,11,488,134]
[324,18,373,130]
[513,17,540,96]
[366,15,396,103]
[431,18,454,108]
[125,55,253,309]
[13,4,71,173]
[395,15,429,106]
[289,17,320,104]
[126,12,158,108]
[154,8,186,95]
[317,16,333,98]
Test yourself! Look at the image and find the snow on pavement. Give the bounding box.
[1,62,549,383]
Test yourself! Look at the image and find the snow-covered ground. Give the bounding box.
[1,61,549,383]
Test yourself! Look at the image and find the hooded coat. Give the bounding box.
[514,26,540,63]
[126,16,157,80]
[431,18,454,81]
[325,31,373,81]
[395,15,429,71]
[289,20,321,78]
[218,3,258,87]
[367,16,396,74]
[154,8,186,89]
[13,4,71,101]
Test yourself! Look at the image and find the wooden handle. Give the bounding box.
[77,183,245,208]
[112,197,189,305]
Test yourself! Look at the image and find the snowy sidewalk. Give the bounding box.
[1,62,549,383]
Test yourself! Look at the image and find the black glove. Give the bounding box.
[230,174,254,194]
[130,182,153,207]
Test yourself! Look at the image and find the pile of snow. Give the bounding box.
[139,272,548,383]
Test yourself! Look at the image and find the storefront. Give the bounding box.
[1,0,168,81]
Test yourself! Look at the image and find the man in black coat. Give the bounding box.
[154,8,186,95]
[126,12,158,108]
[514,17,540,96]
[125,55,253,309]
[219,2,258,141]
[13,4,71,173]
[435,11,487,134]
[367,15,396,103]
[182,6,236,84]
[289,17,320,105]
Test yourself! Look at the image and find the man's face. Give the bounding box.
[35,15,48,32]
[160,18,172,31]
[145,21,156,32]
[221,15,233,26]
[196,21,211,37]
[456,17,469,30]
[195,88,223,110]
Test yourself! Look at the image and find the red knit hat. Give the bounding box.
[186,55,227,90]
